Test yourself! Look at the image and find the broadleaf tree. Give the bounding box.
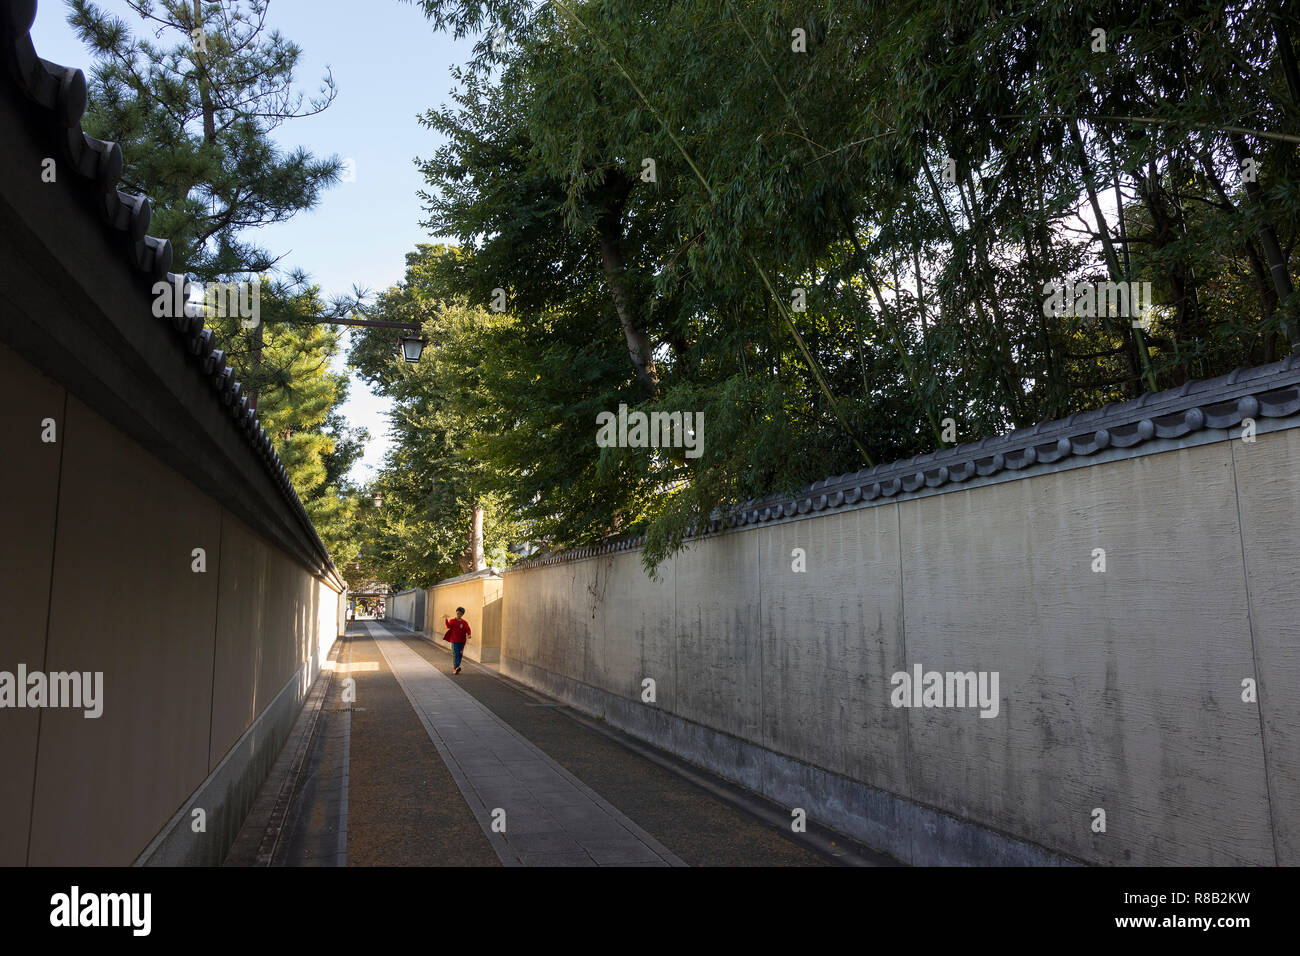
[380,0,1300,573]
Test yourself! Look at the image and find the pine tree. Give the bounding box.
[67,0,341,281]
[251,290,367,567]
[68,0,369,564]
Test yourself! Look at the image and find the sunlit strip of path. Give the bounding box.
[365,622,686,867]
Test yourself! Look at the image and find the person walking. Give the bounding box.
[442,607,472,674]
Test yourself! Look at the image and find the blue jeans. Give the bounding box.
[452,642,464,668]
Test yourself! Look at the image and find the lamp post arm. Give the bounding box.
[318,317,423,331]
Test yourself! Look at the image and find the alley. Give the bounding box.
[226,622,890,868]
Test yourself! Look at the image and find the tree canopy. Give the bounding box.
[354,0,1300,574]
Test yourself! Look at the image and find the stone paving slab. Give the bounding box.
[367,622,686,867]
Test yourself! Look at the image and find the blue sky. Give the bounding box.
[31,0,478,482]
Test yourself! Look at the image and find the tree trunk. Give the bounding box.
[957,167,1026,425]
[1269,0,1300,113]
[193,0,216,145]
[1072,121,1155,393]
[1195,146,1280,359]
[594,172,659,397]
[467,502,485,572]
[1108,152,1154,389]
[919,154,1024,424]
[1229,133,1299,349]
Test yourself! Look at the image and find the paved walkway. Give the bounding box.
[368,622,684,866]
[228,621,893,867]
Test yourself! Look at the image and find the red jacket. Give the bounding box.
[443,618,471,644]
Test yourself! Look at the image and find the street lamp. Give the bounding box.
[308,314,426,362]
[399,334,426,363]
